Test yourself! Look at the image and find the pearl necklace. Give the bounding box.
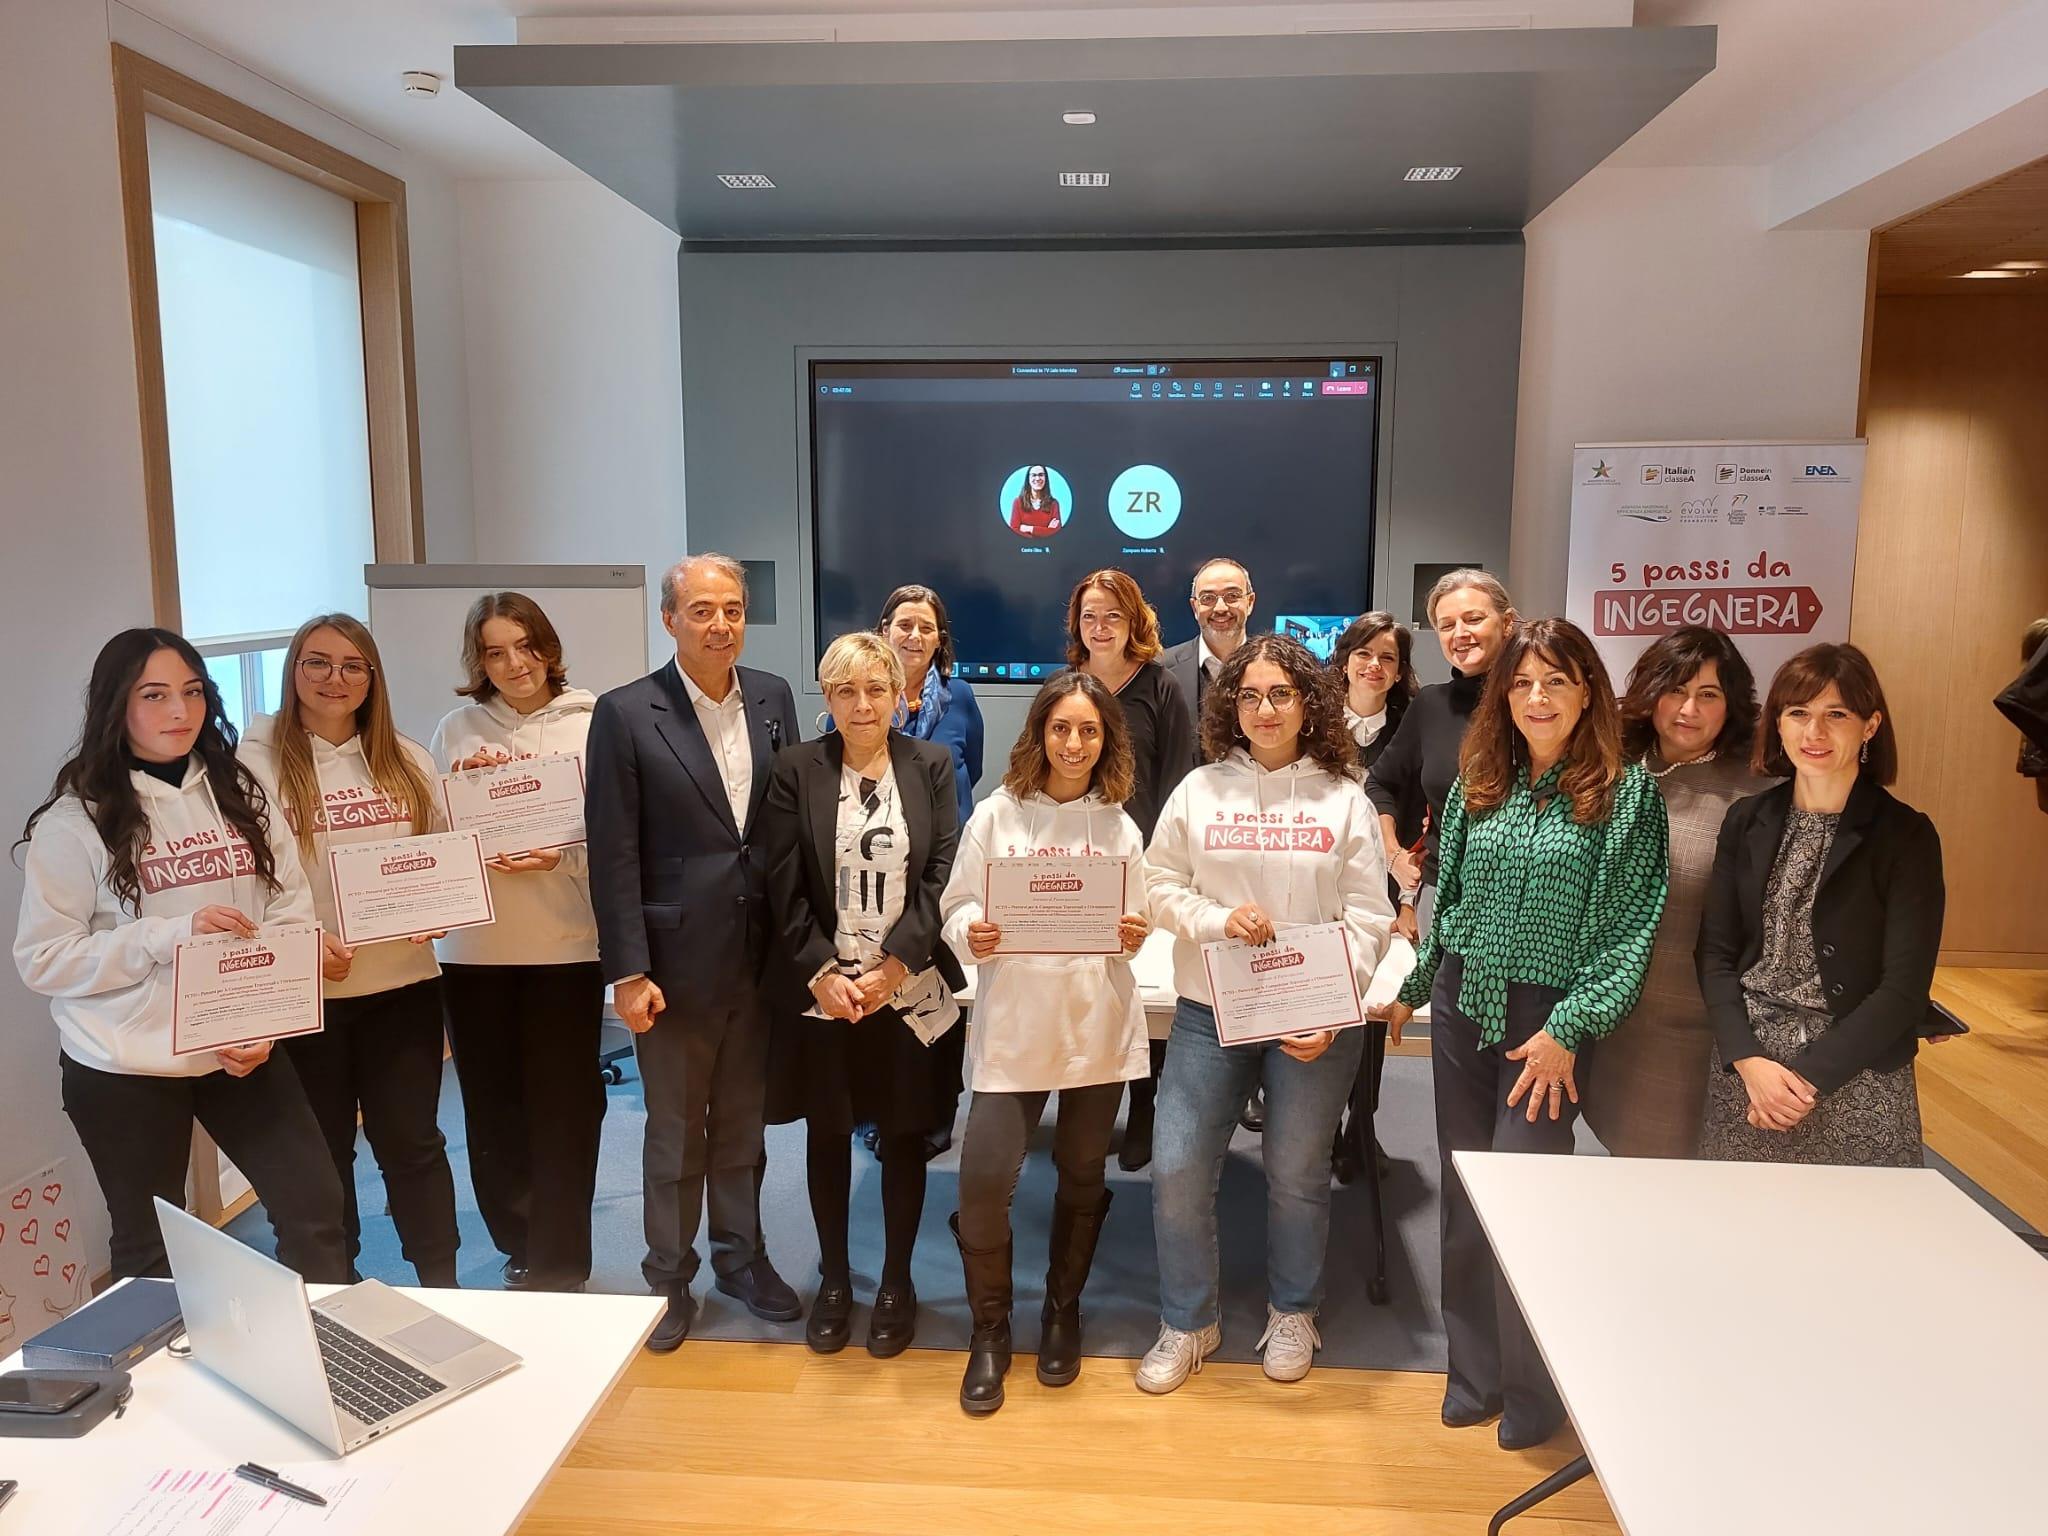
[1647,747,1716,780]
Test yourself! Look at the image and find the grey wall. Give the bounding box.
[678,240,1522,782]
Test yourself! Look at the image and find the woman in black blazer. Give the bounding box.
[1695,643,1943,1165]
[762,632,966,1358]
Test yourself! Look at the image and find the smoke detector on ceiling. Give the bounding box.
[400,71,443,97]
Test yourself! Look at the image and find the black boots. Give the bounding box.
[951,1214,1011,1416]
[1037,1189,1112,1388]
[1118,1040,1168,1170]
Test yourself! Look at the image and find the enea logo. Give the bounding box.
[1804,465,1840,477]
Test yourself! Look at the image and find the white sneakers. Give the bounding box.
[1134,1321,1222,1394]
[1134,1308,1323,1393]
[1256,1306,1322,1383]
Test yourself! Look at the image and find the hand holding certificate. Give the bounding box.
[173,922,324,1056]
[439,753,587,861]
[982,857,1132,956]
[329,831,495,946]
[1200,921,1364,1047]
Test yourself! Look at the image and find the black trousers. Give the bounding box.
[956,1083,1123,1252]
[60,1051,347,1283]
[1431,951,1592,1427]
[284,977,459,1281]
[442,961,606,1288]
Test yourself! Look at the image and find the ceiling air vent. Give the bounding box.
[1058,172,1111,188]
[716,173,776,189]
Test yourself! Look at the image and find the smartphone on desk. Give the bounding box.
[0,1375,96,1415]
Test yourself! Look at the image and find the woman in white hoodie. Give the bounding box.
[939,671,1151,1416]
[428,593,603,1294]
[1139,634,1394,1394]
[243,613,459,1286]
[15,629,346,1282]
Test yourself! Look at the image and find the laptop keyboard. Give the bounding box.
[313,1311,443,1426]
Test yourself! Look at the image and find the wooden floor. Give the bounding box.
[517,967,2047,1536]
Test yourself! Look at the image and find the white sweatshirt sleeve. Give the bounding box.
[1337,791,1396,988]
[14,813,188,997]
[1142,780,1233,944]
[940,805,992,958]
[257,805,318,931]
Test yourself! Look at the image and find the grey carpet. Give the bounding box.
[231,1051,2038,1374]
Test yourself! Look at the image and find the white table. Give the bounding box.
[0,1285,661,1534]
[1455,1153,2048,1534]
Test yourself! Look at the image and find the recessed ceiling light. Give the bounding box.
[1062,111,1096,126]
[1960,269,2021,278]
[1993,260,2048,270]
[1058,172,1111,188]
[716,173,776,190]
[1404,166,1462,182]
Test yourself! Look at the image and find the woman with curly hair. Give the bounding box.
[1381,617,1668,1452]
[1137,635,1394,1394]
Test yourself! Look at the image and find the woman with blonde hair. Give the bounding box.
[762,631,965,1357]
[241,613,459,1285]
[430,592,604,1292]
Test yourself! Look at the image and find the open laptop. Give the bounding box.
[155,1197,521,1455]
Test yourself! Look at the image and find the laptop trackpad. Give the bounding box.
[387,1313,485,1367]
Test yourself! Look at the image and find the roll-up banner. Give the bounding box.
[1566,440,1864,685]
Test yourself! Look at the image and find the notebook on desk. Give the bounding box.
[153,1199,520,1456]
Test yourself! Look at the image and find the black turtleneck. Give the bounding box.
[129,752,191,789]
[1363,669,1486,885]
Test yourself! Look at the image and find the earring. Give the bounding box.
[815,710,835,736]
[1860,740,1869,765]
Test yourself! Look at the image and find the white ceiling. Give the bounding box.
[124,0,2039,195]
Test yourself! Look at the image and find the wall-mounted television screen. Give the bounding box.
[808,357,1381,681]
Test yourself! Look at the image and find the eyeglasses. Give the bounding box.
[1194,589,1248,608]
[298,658,373,684]
[1236,686,1301,711]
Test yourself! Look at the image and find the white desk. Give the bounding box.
[0,1286,660,1534]
[1455,1153,2048,1535]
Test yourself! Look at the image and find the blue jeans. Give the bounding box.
[1152,998,1365,1331]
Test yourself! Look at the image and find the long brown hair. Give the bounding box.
[456,592,568,702]
[1199,634,1359,779]
[19,629,280,914]
[1618,625,1758,763]
[1459,617,1625,824]
[1003,671,1136,805]
[1064,569,1163,668]
[274,614,438,855]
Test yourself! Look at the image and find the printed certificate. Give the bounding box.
[983,857,1130,955]
[439,752,587,859]
[171,922,324,1055]
[1200,922,1364,1046]
[329,830,495,945]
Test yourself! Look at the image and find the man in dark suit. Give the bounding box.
[1159,556,1257,764]
[586,553,803,1351]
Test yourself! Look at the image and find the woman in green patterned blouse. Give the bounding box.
[1377,617,1668,1452]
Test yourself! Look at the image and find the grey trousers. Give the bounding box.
[1431,951,1590,1427]
[632,991,770,1289]
[956,1082,1124,1252]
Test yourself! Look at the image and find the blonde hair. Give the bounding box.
[818,631,905,697]
[274,614,438,856]
[1424,568,1517,631]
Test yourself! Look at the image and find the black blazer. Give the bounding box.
[584,662,800,991]
[761,731,967,998]
[1160,637,1207,765]
[1695,777,1944,1096]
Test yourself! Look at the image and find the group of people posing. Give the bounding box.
[14,551,1948,1451]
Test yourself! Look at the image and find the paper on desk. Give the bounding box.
[91,1464,390,1536]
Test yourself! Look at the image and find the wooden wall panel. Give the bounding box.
[1853,295,2048,964]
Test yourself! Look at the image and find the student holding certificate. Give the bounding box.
[15,629,345,1282]
[1139,636,1393,1394]
[1380,618,1667,1452]
[938,671,1150,1416]
[242,614,460,1287]
[428,592,604,1294]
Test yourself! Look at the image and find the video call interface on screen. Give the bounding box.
[809,358,1381,679]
